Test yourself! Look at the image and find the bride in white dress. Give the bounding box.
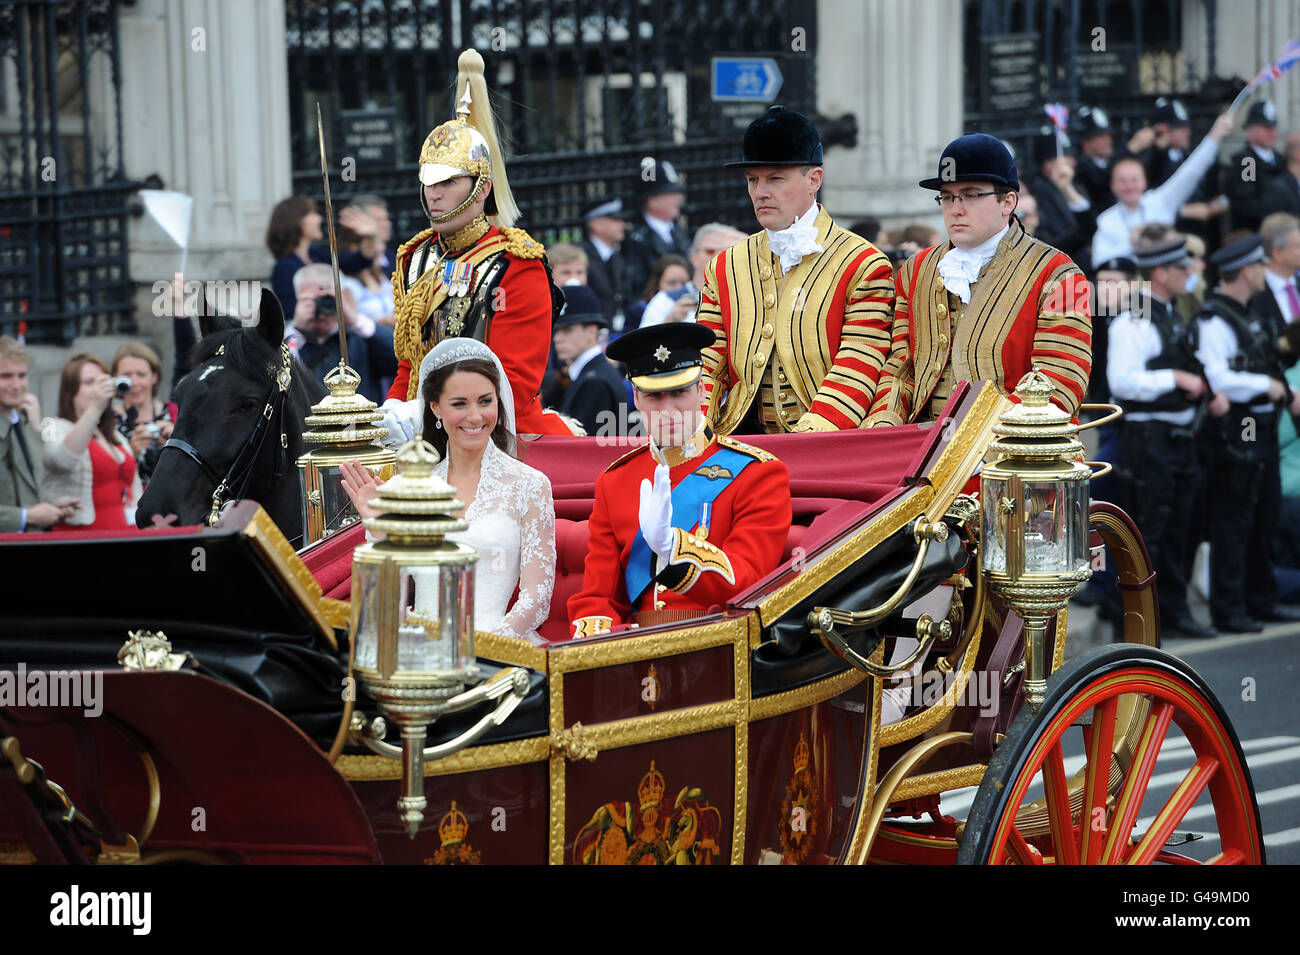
[341,339,556,645]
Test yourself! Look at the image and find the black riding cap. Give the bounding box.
[725,105,823,168]
[606,322,716,392]
[919,133,1020,191]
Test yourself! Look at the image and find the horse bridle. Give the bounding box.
[161,341,294,526]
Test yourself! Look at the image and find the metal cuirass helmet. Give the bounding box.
[417,86,496,224]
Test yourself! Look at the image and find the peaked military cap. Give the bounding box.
[725,105,824,168]
[583,195,631,220]
[1209,234,1266,272]
[606,322,716,392]
[635,159,685,202]
[1072,106,1111,139]
[1094,256,1139,275]
[1133,236,1193,269]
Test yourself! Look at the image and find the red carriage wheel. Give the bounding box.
[957,644,1264,865]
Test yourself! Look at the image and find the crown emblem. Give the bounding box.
[638,760,666,810]
[793,732,810,774]
[654,344,670,363]
[438,801,470,847]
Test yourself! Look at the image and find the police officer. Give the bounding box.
[1108,234,1217,638]
[1225,100,1287,232]
[1196,234,1300,631]
[1071,106,1117,212]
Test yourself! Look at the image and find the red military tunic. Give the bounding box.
[568,428,791,637]
[388,223,572,436]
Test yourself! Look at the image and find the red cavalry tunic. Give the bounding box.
[567,430,791,637]
[387,224,572,436]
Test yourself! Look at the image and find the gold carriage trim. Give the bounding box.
[571,616,614,640]
[665,528,735,589]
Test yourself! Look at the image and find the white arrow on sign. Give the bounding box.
[761,60,783,99]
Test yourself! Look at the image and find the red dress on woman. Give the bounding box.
[51,438,136,532]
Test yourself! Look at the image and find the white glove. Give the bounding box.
[639,463,675,563]
[377,397,419,449]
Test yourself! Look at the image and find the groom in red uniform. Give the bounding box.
[569,324,791,637]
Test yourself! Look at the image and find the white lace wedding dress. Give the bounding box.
[438,440,556,644]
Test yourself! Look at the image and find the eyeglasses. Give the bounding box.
[935,190,1001,207]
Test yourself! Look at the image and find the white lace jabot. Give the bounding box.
[766,203,823,274]
[938,224,1008,304]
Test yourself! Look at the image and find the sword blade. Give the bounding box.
[316,101,349,369]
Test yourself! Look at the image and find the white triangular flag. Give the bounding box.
[139,190,193,250]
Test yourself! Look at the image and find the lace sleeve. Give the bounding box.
[498,469,556,640]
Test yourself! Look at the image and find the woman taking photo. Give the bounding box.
[266,196,379,318]
[43,354,141,532]
[112,342,175,486]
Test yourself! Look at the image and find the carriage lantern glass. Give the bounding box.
[980,371,1092,713]
[296,362,397,545]
[349,438,479,834]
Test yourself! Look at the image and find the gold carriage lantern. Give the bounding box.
[980,371,1093,715]
[348,438,528,838]
[296,362,397,544]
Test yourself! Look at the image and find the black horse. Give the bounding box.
[137,289,325,539]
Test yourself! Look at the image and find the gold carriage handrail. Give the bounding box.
[1076,402,1123,431]
[809,517,948,634]
[808,517,955,676]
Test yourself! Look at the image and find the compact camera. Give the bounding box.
[111,376,132,397]
[314,294,337,317]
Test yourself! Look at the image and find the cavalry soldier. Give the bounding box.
[1195,234,1300,632]
[1107,234,1218,639]
[865,133,1092,425]
[698,105,895,434]
[568,324,791,638]
[382,49,572,437]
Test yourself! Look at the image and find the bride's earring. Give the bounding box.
[435,417,443,430]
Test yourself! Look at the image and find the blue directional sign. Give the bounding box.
[711,57,783,102]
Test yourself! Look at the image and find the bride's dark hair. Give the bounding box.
[421,358,516,458]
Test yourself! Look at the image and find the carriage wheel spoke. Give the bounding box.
[1103,701,1173,864]
[1042,740,1079,865]
[1080,697,1117,865]
[1005,825,1043,865]
[1127,756,1219,865]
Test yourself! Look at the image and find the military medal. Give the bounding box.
[697,501,711,540]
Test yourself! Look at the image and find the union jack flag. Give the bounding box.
[1247,39,1300,91]
[1043,103,1070,132]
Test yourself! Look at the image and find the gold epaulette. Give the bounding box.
[500,226,546,260]
[717,435,777,462]
[605,444,648,472]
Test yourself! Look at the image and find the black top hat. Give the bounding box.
[605,322,716,392]
[583,195,631,220]
[1245,99,1278,128]
[553,284,609,330]
[724,106,824,168]
[635,159,685,202]
[1033,126,1072,166]
[1133,236,1193,269]
[1071,106,1112,139]
[1152,97,1190,127]
[1209,234,1266,272]
[919,133,1020,191]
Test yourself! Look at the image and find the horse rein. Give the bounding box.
[161,341,294,526]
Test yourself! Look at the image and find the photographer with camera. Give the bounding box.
[42,353,141,532]
[284,263,398,402]
[111,342,175,487]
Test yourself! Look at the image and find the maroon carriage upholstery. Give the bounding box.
[301,385,972,645]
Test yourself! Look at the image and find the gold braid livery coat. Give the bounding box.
[865,222,1092,425]
[697,206,895,434]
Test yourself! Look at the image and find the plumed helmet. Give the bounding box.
[415,49,519,227]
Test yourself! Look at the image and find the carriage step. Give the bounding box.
[1133,831,1204,847]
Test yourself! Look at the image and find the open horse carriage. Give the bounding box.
[0,322,1265,865]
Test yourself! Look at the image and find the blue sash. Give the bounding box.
[624,446,755,603]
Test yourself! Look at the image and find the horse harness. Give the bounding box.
[161,341,294,525]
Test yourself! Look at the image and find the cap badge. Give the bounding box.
[654,344,670,363]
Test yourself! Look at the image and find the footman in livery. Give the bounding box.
[865,133,1092,425]
[568,323,791,637]
[381,49,571,438]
